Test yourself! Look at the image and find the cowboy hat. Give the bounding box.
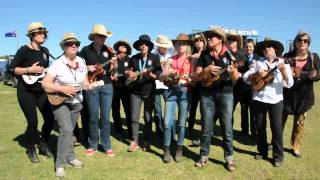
[154,35,173,48]
[172,33,193,45]
[203,27,226,44]
[26,22,48,37]
[88,24,112,41]
[254,37,284,57]
[59,32,80,48]
[226,32,243,50]
[113,39,132,55]
[192,34,207,48]
[133,34,154,51]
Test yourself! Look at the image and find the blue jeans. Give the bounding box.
[163,84,191,146]
[199,89,234,162]
[86,84,113,151]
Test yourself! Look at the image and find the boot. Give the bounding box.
[163,146,172,163]
[27,145,40,163]
[39,140,53,158]
[175,145,183,163]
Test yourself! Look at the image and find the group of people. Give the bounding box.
[11,22,319,177]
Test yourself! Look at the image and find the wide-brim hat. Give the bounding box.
[59,32,80,48]
[88,24,112,41]
[254,37,284,57]
[133,34,154,51]
[192,34,207,48]
[203,27,226,44]
[113,39,132,55]
[154,35,173,48]
[172,33,193,45]
[26,22,48,37]
[227,32,243,50]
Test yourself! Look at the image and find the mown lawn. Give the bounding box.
[0,83,319,179]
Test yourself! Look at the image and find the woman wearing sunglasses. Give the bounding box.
[10,22,54,163]
[282,31,320,158]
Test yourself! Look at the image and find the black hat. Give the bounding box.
[113,39,132,55]
[254,37,284,57]
[133,34,154,51]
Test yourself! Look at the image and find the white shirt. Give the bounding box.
[154,49,174,90]
[243,57,294,104]
[47,55,88,104]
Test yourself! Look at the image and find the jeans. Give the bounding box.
[86,84,113,151]
[154,89,166,132]
[253,100,283,162]
[52,103,82,168]
[163,84,191,146]
[130,93,154,142]
[199,89,234,162]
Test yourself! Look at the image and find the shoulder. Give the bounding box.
[16,45,29,54]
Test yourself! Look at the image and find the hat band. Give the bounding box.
[29,27,47,33]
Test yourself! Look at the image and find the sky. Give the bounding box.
[0,0,319,58]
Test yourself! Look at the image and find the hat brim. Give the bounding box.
[59,38,81,48]
[254,40,284,57]
[203,30,226,43]
[154,42,172,48]
[26,29,49,37]
[88,32,112,41]
[133,40,154,51]
[114,41,132,55]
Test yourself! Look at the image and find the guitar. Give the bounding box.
[47,80,104,105]
[22,69,47,85]
[125,68,153,88]
[249,66,278,91]
[201,61,244,87]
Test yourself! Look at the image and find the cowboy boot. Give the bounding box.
[27,145,40,163]
[163,146,172,163]
[175,145,183,163]
[39,139,53,158]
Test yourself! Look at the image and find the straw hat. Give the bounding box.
[254,37,284,57]
[113,39,132,55]
[133,34,154,51]
[59,32,80,48]
[227,32,243,50]
[203,27,226,44]
[88,24,112,41]
[172,33,193,45]
[154,35,173,48]
[26,22,48,37]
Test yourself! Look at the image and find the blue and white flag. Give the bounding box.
[5,31,16,38]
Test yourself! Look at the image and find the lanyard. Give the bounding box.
[139,58,147,72]
[67,64,77,83]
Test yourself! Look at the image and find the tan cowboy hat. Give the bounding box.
[227,32,243,50]
[26,22,48,37]
[59,32,80,48]
[172,33,193,45]
[88,24,112,41]
[154,35,173,48]
[113,39,132,55]
[203,27,226,44]
[192,34,207,48]
[254,37,284,57]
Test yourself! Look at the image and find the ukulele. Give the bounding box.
[249,66,278,91]
[125,68,153,88]
[201,61,244,88]
[22,68,47,84]
[162,72,196,86]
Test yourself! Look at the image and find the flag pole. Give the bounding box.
[16,31,19,51]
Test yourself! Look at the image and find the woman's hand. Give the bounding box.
[59,85,77,98]
[29,61,44,74]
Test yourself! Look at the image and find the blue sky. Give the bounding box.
[0,0,319,58]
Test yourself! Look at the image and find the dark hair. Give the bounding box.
[29,32,48,42]
[245,38,256,46]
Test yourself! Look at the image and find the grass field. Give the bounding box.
[0,83,319,179]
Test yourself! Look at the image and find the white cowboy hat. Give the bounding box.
[154,35,173,48]
[88,24,112,41]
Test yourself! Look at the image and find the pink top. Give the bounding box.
[295,58,308,69]
[171,55,192,75]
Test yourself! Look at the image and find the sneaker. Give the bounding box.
[85,149,96,156]
[68,159,83,168]
[226,160,236,172]
[55,167,66,178]
[105,150,115,157]
[128,141,139,152]
[292,150,302,158]
[195,156,208,168]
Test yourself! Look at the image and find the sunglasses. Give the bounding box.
[64,41,80,47]
[298,38,309,44]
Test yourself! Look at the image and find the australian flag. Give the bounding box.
[5,31,16,38]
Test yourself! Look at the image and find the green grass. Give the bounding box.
[0,83,320,179]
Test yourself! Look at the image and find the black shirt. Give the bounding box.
[79,43,113,84]
[113,56,131,85]
[196,48,235,93]
[11,45,50,91]
[129,52,162,96]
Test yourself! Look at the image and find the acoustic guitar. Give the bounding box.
[201,61,244,88]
